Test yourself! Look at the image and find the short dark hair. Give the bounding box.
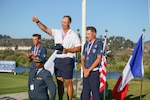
[86,26,97,33]
[33,34,41,39]
[63,15,72,23]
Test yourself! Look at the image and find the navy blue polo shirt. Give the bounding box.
[82,40,103,69]
[30,45,47,69]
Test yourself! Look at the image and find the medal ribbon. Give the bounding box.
[62,32,67,40]
[61,29,71,45]
[86,40,96,55]
[86,42,93,55]
[34,47,39,56]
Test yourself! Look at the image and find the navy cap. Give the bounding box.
[51,43,63,51]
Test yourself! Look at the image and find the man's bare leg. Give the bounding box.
[65,79,73,100]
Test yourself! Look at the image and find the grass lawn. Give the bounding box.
[106,79,150,100]
[0,73,150,100]
[0,73,28,94]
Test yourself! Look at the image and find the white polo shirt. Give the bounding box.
[51,29,81,58]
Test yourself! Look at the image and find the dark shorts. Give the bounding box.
[54,57,74,79]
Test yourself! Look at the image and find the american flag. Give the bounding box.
[99,35,107,92]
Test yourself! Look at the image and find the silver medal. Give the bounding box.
[86,56,89,60]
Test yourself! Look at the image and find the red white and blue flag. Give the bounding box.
[99,35,107,92]
[112,34,144,100]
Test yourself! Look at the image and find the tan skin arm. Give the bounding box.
[81,55,89,78]
[82,54,102,78]
[88,55,102,71]
[81,56,86,71]
[32,16,52,36]
[63,46,81,53]
[26,53,36,61]
[32,16,81,53]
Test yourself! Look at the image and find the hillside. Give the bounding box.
[0,35,150,79]
[0,38,54,49]
[0,34,150,54]
[0,38,32,46]
[145,40,150,51]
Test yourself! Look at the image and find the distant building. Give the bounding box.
[0,46,15,50]
[0,46,31,50]
[17,46,31,50]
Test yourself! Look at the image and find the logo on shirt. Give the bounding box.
[92,49,96,53]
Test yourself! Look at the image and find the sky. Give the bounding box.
[0,0,150,42]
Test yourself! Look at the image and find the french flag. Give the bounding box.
[112,34,144,100]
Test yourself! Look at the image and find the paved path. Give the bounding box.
[0,92,28,100]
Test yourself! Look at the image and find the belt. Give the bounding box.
[92,67,99,71]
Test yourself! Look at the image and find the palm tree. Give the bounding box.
[105,29,108,34]
[142,28,146,34]
[77,29,81,39]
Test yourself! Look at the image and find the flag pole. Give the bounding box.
[140,78,143,100]
[82,0,86,53]
[140,28,145,100]
[103,29,108,100]
[81,0,86,79]
[103,79,106,100]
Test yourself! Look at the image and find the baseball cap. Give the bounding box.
[51,43,63,51]
[34,56,47,63]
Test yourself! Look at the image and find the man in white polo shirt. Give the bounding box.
[32,15,81,100]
